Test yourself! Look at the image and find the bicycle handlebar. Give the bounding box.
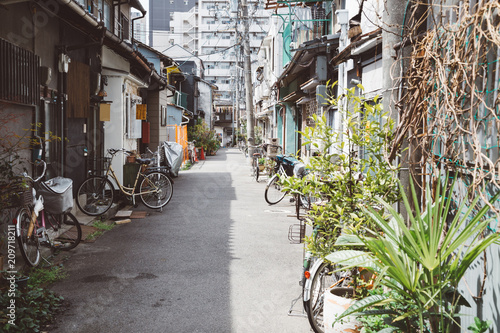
[107,148,134,155]
[22,159,46,183]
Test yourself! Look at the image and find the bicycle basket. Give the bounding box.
[38,177,73,214]
[288,219,306,244]
[1,179,33,209]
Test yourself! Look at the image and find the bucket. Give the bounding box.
[323,287,362,333]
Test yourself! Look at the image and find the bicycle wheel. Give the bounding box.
[251,159,260,182]
[15,207,41,267]
[76,176,114,216]
[264,174,286,205]
[46,212,82,250]
[140,172,173,209]
[303,260,347,333]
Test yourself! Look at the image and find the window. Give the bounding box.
[118,13,130,40]
[103,0,111,29]
[126,94,142,139]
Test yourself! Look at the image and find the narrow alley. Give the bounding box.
[50,148,311,333]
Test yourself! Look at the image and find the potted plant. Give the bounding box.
[126,150,137,163]
[281,82,400,259]
[327,175,500,333]
[258,157,266,171]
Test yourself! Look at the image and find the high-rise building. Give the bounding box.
[155,0,270,104]
[149,0,197,46]
[132,11,148,44]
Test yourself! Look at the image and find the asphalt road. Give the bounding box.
[50,148,312,333]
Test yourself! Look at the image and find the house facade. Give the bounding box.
[0,0,177,186]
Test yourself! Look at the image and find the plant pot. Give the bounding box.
[323,287,362,333]
[259,165,265,171]
[126,156,136,164]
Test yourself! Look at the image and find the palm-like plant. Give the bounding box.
[327,175,500,333]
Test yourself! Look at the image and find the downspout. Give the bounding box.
[57,0,153,75]
[336,9,349,154]
[181,114,190,125]
[131,9,146,42]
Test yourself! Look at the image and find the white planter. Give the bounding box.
[323,287,362,333]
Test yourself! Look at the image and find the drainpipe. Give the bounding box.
[336,9,349,154]
[131,9,147,42]
[181,114,190,125]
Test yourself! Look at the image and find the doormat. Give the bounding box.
[130,211,147,219]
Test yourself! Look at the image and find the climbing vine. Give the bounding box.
[391,1,500,222]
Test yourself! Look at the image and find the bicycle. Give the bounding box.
[15,160,82,267]
[264,154,307,205]
[288,194,352,333]
[249,145,263,182]
[76,148,174,216]
[187,141,197,165]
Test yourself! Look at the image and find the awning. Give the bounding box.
[282,90,306,103]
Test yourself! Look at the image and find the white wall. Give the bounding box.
[102,75,126,186]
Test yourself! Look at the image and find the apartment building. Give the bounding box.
[151,0,270,142]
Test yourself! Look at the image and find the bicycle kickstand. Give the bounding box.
[287,292,307,317]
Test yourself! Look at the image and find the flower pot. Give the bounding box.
[323,287,362,333]
[126,156,136,164]
[259,165,265,171]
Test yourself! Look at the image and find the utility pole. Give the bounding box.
[241,0,255,159]
[382,0,408,214]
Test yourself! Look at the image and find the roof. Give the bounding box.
[130,0,146,15]
[330,28,382,65]
[276,33,340,87]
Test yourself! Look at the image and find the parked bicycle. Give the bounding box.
[15,160,82,267]
[76,148,174,216]
[187,141,197,164]
[288,194,352,333]
[264,154,306,205]
[249,145,263,182]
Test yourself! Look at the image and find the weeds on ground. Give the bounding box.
[0,263,66,332]
[181,161,192,170]
[87,219,115,241]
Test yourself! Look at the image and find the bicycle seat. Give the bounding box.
[136,158,152,165]
[253,152,262,157]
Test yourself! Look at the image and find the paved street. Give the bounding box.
[50,148,311,333]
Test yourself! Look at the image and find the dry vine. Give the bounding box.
[391,1,500,225]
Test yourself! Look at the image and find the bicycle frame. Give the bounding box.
[103,154,163,206]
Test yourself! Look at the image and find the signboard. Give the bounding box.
[136,104,147,120]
